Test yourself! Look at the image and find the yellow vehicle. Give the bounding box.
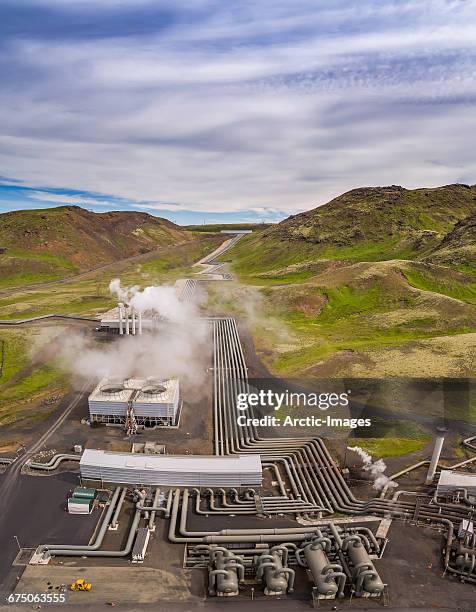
[70,579,92,591]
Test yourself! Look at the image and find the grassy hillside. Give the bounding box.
[0,205,195,288]
[425,212,476,274]
[227,184,476,280]
[210,184,476,386]
[0,327,67,432]
[0,235,223,321]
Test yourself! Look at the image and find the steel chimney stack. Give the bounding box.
[131,307,136,335]
[125,306,130,335]
[118,302,124,335]
[426,435,445,484]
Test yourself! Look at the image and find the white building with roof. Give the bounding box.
[88,377,180,428]
[80,449,262,487]
[437,470,476,498]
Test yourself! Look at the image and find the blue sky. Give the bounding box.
[0,0,475,225]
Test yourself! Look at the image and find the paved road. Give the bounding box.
[0,380,90,516]
[0,383,91,592]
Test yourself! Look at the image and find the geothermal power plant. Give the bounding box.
[4,237,474,606]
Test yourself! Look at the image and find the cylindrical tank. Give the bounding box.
[347,541,384,595]
[214,569,239,596]
[209,548,243,597]
[257,550,293,595]
[455,541,476,571]
[304,545,338,597]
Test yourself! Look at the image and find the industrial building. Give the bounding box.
[437,470,476,498]
[88,377,180,432]
[79,449,262,487]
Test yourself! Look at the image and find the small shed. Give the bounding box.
[68,496,94,514]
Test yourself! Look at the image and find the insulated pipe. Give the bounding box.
[110,487,127,529]
[136,490,173,518]
[202,316,476,564]
[40,487,121,556]
[149,488,161,530]
[45,509,142,558]
[27,454,80,471]
[168,489,320,544]
[426,436,445,485]
[170,317,476,551]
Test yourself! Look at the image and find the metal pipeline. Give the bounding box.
[45,509,142,558]
[136,489,173,518]
[27,454,80,471]
[39,487,121,556]
[148,488,161,529]
[110,487,127,529]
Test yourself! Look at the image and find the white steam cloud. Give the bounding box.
[56,279,210,390]
[347,445,397,492]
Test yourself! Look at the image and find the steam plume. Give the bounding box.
[56,278,210,390]
[347,445,397,491]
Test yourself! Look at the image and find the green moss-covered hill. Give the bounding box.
[220,184,476,384]
[0,205,195,288]
[229,184,476,278]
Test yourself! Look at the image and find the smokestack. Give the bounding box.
[132,308,136,335]
[118,303,124,335]
[138,312,143,335]
[125,306,130,335]
[426,436,445,484]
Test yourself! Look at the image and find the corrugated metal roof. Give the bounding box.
[438,470,476,486]
[81,449,260,473]
[438,470,476,491]
[73,486,96,499]
[79,449,262,486]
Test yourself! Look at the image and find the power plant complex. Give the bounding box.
[6,239,475,607]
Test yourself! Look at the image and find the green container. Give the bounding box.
[73,486,96,500]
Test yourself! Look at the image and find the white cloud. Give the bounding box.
[0,0,475,215]
[27,191,113,207]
